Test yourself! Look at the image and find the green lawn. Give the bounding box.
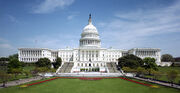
[22,65,35,72]
[145,67,180,83]
[0,78,179,93]
[157,67,180,72]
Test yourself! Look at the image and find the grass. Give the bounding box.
[0,65,35,83]
[11,66,35,80]
[145,67,180,83]
[0,78,179,93]
[23,66,35,72]
[157,67,180,72]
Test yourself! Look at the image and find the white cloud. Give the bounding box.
[67,14,76,20]
[97,22,107,27]
[7,15,19,23]
[33,0,75,14]
[0,38,8,43]
[0,38,16,57]
[0,43,12,49]
[67,12,79,20]
[0,38,13,49]
[100,0,180,49]
[25,34,79,49]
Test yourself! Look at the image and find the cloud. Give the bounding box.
[67,14,77,20]
[0,38,8,43]
[0,43,12,49]
[25,34,79,49]
[67,11,79,20]
[0,38,13,49]
[100,0,180,49]
[7,15,19,23]
[33,0,75,14]
[0,38,16,57]
[97,22,107,27]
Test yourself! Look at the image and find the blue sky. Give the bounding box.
[0,0,180,57]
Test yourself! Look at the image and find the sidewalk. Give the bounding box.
[133,77,180,89]
[0,76,43,88]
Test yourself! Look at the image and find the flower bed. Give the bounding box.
[27,77,59,86]
[20,77,59,87]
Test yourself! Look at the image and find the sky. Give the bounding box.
[0,0,180,57]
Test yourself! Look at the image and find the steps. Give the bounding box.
[58,62,74,73]
[107,62,119,73]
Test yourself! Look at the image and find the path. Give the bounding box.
[0,76,43,88]
[133,77,180,89]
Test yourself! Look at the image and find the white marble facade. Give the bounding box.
[18,14,161,72]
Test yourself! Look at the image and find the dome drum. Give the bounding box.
[80,38,100,41]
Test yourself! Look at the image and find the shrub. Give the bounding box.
[35,58,51,68]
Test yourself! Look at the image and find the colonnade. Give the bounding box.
[79,50,99,61]
[80,40,100,46]
[19,50,42,62]
[19,50,42,57]
[136,51,157,56]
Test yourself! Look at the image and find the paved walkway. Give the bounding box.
[55,72,123,77]
[0,76,43,88]
[133,77,180,89]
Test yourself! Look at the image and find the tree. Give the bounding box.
[11,68,22,79]
[9,54,18,60]
[53,57,62,69]
[118,54,143,69]
[136,67,146,76]
[0,70,11,87]
[0,57,9,61]
[0,61,8,71]
[143,57,158,75]
[8,58,22,73]
[35,58,51,68]
[23,70,30,78]
[152,70,162,80]
[167,70,178,86]
[33,67,49,79]
[122,67,136,73]
[38,67,49,79]
[161,54,174,62]
[143,57,158,70]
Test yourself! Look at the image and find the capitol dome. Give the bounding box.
[79,14,101,48]
[82,23,98,34]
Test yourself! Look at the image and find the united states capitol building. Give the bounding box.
[18,14,161,73]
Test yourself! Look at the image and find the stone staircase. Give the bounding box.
[58,62,74,73]
[107,62,119,73]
